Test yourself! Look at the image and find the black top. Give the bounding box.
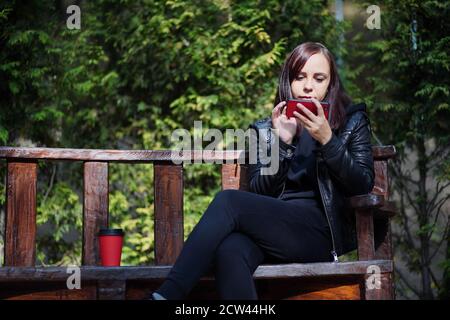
[279,128,321,200]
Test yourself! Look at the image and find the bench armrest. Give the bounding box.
[347,194,397,218]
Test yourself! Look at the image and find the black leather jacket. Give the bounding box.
[248,103,375,261]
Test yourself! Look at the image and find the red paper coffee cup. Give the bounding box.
[98,228,124,266]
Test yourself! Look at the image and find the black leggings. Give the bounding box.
[155,189,333,300]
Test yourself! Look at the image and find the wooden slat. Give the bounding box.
[126,275,363,300]
[0,277,363,300]
[154,162,183,265]
[0,282,98,300]
[0,147,245,162]
[348,193,384,209]
[221,163,248,191]
[373,160,388,198]
[5,161,37,267]
[0,260,393,281]
[372,145,396,160]
[252,260,392,278]
[82,162,109,265]
[374,201,397,218]
[356,210,375,260]
[0,146,394,162]
[348,194,396,218]
[282,283,361,300]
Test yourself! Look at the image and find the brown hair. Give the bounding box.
[274,42,351,130]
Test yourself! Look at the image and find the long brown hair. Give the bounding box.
[274,42,351,130]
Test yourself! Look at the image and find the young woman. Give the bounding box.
[151,42,374,300]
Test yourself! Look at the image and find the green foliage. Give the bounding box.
[36,179,83,266]
[347,1,450,151]
[346,0,450,299]
[108,163,155,265]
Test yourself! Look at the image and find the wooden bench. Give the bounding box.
[0,146,396,300]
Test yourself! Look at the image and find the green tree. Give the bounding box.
[348,0,450,299]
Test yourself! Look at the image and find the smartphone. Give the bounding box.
[285,99,330,120]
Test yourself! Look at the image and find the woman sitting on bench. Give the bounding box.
[151,41,375,300]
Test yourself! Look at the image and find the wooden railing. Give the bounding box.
[1,148,248,267]
[0,145,397,300]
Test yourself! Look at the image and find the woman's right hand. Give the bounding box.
[271,101,301,145]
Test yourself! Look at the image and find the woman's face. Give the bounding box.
[290,53,331,101]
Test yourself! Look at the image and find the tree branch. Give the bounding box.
[427,181,450,215]
[396,182,417,250]
[394,265,421,298]
[427,265,441,291]
[391,166,421,216]
[427,147,450,169]
[426,196,450,242]
[427,216,450,264]
[397,278,414,300]
[391,159,419,186]
[427,193,450,220]
[42,163,56,204]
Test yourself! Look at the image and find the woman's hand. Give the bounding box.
[293,98,332,145]
[271,101,302,145]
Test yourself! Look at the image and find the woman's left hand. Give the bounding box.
[293,98,333,145]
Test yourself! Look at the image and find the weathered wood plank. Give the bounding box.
[82,162,109,265]
[356,210,375,260]
[374,201,397,218]
[252,261,391,279]
[126,276,363,300]
[373,160,389,198]
[0,260,393,281]
[221,163,249,191]
[348,195,396,218]
[278,282,361,300]
[0,146,393,162]
[0,147,245,162]
[5,161,37,267]
[372,145,396,160]
[0,279,364,300]
[0,282,97,300]
[97,280,126,300]
[154,162,184,265]
[348,194,384,209]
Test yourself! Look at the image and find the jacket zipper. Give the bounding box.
[316,160,339,263]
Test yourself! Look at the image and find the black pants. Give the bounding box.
[155,189,333,300]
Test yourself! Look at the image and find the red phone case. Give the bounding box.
[286,99,330,120]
